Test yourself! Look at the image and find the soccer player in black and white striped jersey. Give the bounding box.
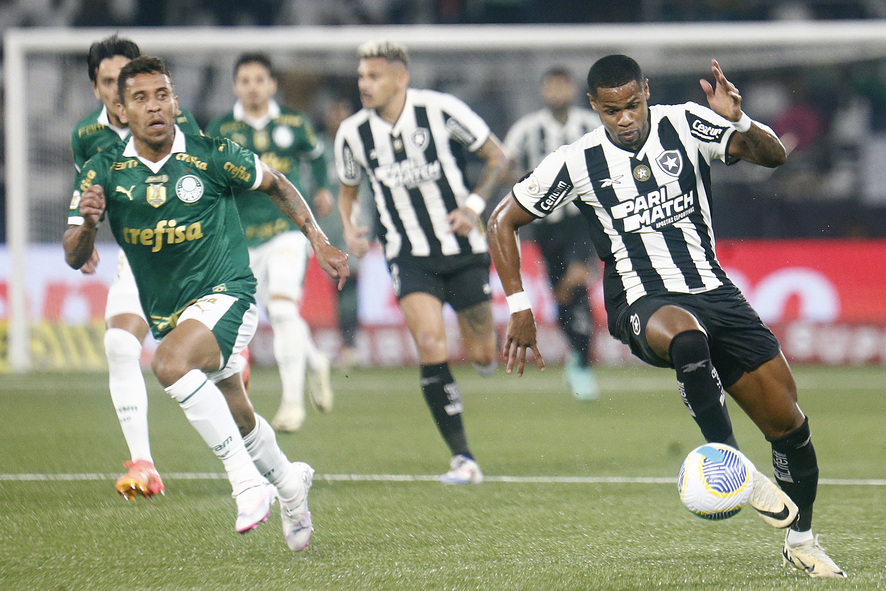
[335,40,509,484]
[488,55,845,578]
[503,67,602,401]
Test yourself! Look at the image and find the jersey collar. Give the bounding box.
[97,105,130,141]
[233,99,281,130]
[122,125,186,173]
[369,88,412,135]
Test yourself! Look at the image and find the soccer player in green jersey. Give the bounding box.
[71,35,206,501]
[207,53,334,432]
[64,56,349,552]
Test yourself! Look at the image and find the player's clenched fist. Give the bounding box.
[79,184,106,227]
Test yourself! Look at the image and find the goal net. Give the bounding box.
[5,21,886,371]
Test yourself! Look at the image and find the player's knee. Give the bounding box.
[412,329,446,359]
[104,327,142,364]
[151,348,192,388]
[466,343,496,368]
[267,298,301,325]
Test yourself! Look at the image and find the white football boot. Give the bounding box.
[440,454,483,485]
[783,534,847,578]
[280,462,314,552]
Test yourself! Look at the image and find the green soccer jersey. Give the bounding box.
[69,131,261,339]
[72,105,202,170]
[206,101,329,247]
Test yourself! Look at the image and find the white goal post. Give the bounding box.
[5,21,886,371]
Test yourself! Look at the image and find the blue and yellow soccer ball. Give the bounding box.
[678,443,754,521]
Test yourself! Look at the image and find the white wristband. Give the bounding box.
[506,291,531,314]
[464,193,486,216]
[732,112,752,133]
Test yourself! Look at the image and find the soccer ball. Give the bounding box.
[677,443,755,521]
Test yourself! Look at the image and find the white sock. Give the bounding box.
[242,414,299,499]
[786,528,815,545]
[268,299,315,407]
[165,369,262,495]
[105,328,152,463]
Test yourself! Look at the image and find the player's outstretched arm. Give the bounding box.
[448,135,509,237]
[700,59,786,168]
[337,182,371,258]
[63,185,105,270]
[258,163,350,290]
[487,192,545,376]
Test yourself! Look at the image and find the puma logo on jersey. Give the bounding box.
[116,185,136,200]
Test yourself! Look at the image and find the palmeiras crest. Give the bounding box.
[656,150,683,177]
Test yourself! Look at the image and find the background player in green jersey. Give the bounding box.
[207,53,334,432]
[71,35,205,500]
[64,56,349,552]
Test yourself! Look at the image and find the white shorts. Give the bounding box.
[249,231,310,308]
[104,249,148,323]
[177,293,258,382]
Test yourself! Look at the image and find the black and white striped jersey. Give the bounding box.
[512,101,739,319]
[334,88,491,260]
[504,106,600,224]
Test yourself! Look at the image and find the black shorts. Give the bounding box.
[387,253,492,311]
[613,285,781,389]
[533,215,595,285]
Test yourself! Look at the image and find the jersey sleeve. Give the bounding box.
[204,117,222,139]
[68,155,110,226]
[511,144,577,219]
[212,137,263,192]
[176,107,204,136]
[71,128,88,172]
[437,92,491,153]
[334,123,363,188]
[296,117,331,191]
[681,102,737,164]
[503,117,530,171]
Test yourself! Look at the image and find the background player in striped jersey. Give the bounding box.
[503,67,602,401]
[71,35,208,499]
[207,53,334,433]
[334,40,508,484]
[65,56,349,550]
[488,55,844,578]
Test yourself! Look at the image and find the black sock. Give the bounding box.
[670,330,738,448]
[558,287,592,367]
[767,417,818,532]
[420,363,471,458]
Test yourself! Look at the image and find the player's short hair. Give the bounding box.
[358,40,409,67]
[234,52,275,79]
[587,55,644,98]
[87,34,140,84]
[117,56,172,104]
[543,66,573,83]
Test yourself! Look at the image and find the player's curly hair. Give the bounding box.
[587,54,644,98]
[87,34,140,84]
[117,56,173,103]
[358,40,409,67]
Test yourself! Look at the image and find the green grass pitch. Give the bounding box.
[1,364,883,590]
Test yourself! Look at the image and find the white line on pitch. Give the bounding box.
[0,473,883,486]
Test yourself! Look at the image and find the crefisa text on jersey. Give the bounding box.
[122,219,204,252]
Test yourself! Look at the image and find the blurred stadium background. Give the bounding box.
[3,2,886,371]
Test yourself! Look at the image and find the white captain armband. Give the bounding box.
[506,291,532,314]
